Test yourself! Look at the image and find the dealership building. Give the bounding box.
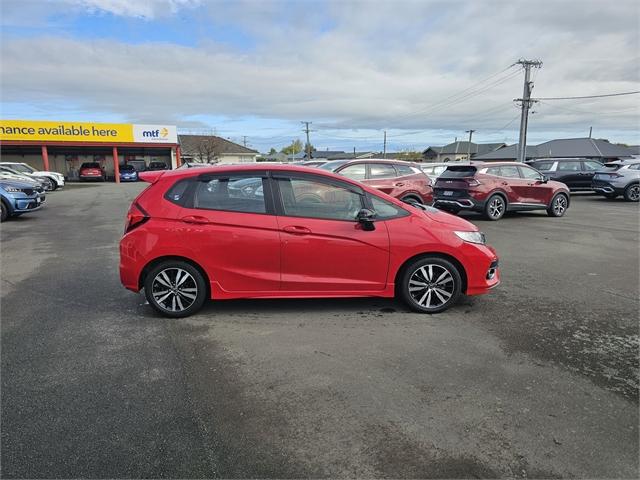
[0,120,181,182]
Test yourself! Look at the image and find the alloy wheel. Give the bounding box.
[408,264,455,309]
[628,185,640,201]
[151,268,198,312]
[553,195,567,215]
[488,197,504,219]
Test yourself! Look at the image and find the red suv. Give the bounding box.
[79,162,106,181]
[120,165,499,317]
[319,159,433,204]
[433,162,570,220]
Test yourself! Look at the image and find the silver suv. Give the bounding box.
[591,160,640,202]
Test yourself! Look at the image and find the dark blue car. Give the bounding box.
[119,164,139,182]
[0,179,44,222]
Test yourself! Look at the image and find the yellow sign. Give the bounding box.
[0,119,134,143]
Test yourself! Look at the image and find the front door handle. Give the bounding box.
[283,225,311,235]
[181,215,210,224]
[395,182,405,187]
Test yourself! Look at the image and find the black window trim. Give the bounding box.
[270,170,366,222]
[164,171,276,215]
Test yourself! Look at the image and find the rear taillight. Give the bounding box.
[467,178,482,187]
[124,202,149,233]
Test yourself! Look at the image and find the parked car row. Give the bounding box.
[78,161,170,182]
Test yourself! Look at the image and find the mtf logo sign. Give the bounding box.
[133,124,177,143]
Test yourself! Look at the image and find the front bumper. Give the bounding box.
[11,195,44,213]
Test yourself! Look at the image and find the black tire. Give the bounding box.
[483,194,506,221]
[623,183,639,202]
[399,256,462,314]
[1,201,8,222]
[547,193,569,217]
[144,260,208,318]
[48,177,59,190]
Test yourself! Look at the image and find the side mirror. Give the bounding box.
[540,175,549,183]
[356,208,376,231]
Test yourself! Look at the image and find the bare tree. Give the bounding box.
[194,135,221,164]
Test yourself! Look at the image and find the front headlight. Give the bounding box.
[454,231,486,245]
[4,187,20,192]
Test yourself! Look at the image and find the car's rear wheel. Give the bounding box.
[547,193,569,217]
[484,194,506,221]
[1,201,8,222]
[401,195,422,205]
[144,260,207,318]
[399,257,462,313]
[623,183,639,202]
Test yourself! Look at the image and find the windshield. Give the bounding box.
[10,164,35,174]
[120,165,135,171]
[319,160,349,171]
[81,162,100,168]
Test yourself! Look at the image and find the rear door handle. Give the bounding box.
[283,225,311,235]
[181,215,210,224]
[501,182,508,186]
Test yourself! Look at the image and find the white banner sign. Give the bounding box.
[133,124,178,143]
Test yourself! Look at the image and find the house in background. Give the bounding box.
[421,141,505,162]
[178,134,259,164]
[474,138,635,163]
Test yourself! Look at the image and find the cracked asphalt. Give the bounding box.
[1,183,638,478]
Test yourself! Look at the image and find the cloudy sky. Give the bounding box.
[1,0,638,152]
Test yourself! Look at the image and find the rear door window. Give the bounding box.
[369,163,397,179]
[193,176,267,214]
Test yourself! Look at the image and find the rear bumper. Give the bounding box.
[433,194,484,212]
[591,181,625,195]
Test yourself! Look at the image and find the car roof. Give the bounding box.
[334,158,420,167]
[156,163,374,188]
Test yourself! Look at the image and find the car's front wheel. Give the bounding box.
[42,178,54,191]
[547,193,569,217]
[144,260,208,318]
[1,201,8,222]
[399,257,462,313]
[623,183,639,202]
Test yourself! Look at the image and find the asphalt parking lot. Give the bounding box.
[1,183,638,478]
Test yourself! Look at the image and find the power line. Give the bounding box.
[536,91,640,100]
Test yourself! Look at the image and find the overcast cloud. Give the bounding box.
[1,0,638,151]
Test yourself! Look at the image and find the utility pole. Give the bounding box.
[515,59,542,163]
[301,121,313,160]
[353,147,356,159]
[465,129,475,161]
[242,135,248,147]
[383,130,387,158]
[589,126,593,138]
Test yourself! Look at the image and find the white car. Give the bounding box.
[0,162,65,190]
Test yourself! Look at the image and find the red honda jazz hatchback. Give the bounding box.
[120,165,500,317]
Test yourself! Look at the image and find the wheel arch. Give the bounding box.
[487,189,508,205]
[394,252,468,295]
[138,255,211,296]
[551,189,571,207]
